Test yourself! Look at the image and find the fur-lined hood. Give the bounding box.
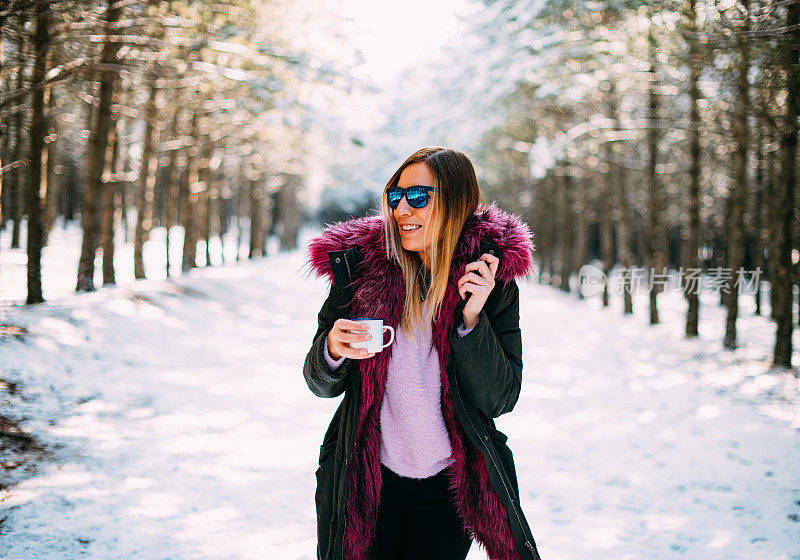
[304,202,536,285]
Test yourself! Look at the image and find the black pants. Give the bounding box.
[373,463,472,560]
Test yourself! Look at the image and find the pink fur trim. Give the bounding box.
[301,202,536,286]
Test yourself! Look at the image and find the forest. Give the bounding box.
[0,2,799,558]
[0,0,800,374]
[0,1,797,362]
[371,0,799,372]
[1,0,345,292]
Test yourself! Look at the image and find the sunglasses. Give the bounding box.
[386,185,435,209]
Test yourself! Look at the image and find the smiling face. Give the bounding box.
[391,162,437,270]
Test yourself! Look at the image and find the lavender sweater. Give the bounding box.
[323,300,474,479]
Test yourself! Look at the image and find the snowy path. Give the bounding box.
[1,245,798,560]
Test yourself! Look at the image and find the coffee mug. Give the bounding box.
[347,318,395,353]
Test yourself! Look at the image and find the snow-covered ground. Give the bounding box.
[1,221,799,559]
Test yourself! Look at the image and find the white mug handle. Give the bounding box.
[382,325,395,349]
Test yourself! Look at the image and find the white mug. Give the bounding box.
[348,318,395,353]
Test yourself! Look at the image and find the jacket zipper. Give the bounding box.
[343,253,352,283]
[338,366,356,559]
[336,252,355,560]
[340,455,349,558]
[452,367,536,557]
[335,425,353,559]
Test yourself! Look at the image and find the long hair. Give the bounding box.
[381,147,483,341]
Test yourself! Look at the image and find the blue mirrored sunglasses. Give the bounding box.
[386,185,435,209]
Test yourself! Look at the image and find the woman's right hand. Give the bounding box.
[327,319,376,360]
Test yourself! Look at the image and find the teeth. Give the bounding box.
[401,225,421,231]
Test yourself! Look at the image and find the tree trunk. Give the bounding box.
[600,171,614,306]
[209,181,221,264]
[770,1,798,369]
[608,81,633,314]
[204,185,212,266]
[134,81,161,279]
[76,0,121,292]
[42,86,58,246]
[177,148,191,272]
[546,173,557,282]
[197,137,213,265]
[217,182,228,263]
[558,162,572,292]
[180,109,199,273]
[10,31,25,249]
[278,172,301,252]
[121,129,134,244]
[0,30,5,230]
[534,172,554,284]
[236,168,244,262]
[62,157,79,223]
[646,24,664,325]
[0,114,9,232]
[248,176,264,258]
[573,176,590,301]
[752,117,765,317]
[526,181,538,280]
[684,0,702,336]
[25,0,50,304]
[724,0,750,350]
[164,103,182,279]
[100,89,123,286]
[75,70,96,226]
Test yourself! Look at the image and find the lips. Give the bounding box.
[399,224,422,233]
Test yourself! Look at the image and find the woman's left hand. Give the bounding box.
[457,253,500,329]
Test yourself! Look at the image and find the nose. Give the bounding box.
[395,195,413,216]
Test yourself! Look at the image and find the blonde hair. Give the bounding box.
[381,147,483,342]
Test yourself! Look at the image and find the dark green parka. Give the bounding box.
[303,204,542,560]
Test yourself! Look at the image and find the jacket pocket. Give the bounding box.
[318,438,337,466]
[318,399,345,464]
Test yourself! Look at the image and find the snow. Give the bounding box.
[1,222,799,559]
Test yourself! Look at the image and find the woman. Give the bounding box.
[303,147,542,560]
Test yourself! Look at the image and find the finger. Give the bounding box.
[465,260,493,282]
[459,281,477,299]
[464,261,482,274]
[473,260,493,280]
[461,280,488,298]
[339,346,375,359]
[336,331,373,344]
[342,346,375,360]
[462,282,492,294]
[480,253,500,276]
[337,319,369,331]
[458,274,488,298]
[463,271,491,287]
[459,269,490,285]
